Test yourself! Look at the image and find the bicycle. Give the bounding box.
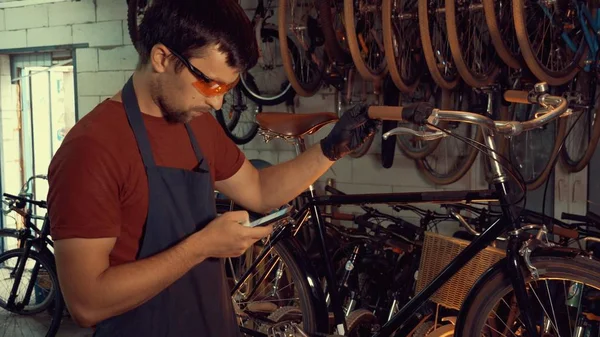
[233,83,600,337]
[0,176,64,337]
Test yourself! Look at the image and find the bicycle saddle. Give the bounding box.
[256,112,338,137]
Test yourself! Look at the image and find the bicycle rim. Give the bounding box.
[482,0,522,69]
[560,72,600,172]
[344,0,388,81]
[278,0,326,97]
[418,0,459,90]
[445,0,499,87]
[512,0,588,85]
[241,28,296,105]
[232,239,320,334]
[416,86,482,185]
[382,0,423,93]
[215,84,262,145]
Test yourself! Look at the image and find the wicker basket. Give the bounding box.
[415,231,505,310]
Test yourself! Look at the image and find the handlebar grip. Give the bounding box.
[331,212,355,221]
[368,106,405,121]
[550,224,579,239]
[504,90,532,104]
[561,212,589,223]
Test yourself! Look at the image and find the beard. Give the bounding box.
[151,78,208,124]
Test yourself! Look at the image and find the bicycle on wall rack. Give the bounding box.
[232,83,600,337]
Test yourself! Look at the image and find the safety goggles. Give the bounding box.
[166,46,239,97]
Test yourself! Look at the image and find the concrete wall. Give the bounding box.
[0,0,488,226]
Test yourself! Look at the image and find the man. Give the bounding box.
[47,0,377,336]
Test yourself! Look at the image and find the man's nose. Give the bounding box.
[206,93,226,111]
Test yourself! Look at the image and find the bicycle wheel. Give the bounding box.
[233,238,322,335]
[278,0,327,97]
[416,86,483,185]
[241,28,297,106]
[317,0,352,65]
[456,255,600,337]
[396,80,448,159]
[0,249,64,337]
[127,0,152,51]
[508,100,567,190]
[445,0,499,88]
[382,0,423,93]
[560,72,600,173]
[215,83,262,145]
[512,0,588,86]
[482,0,522,69]
[344,0,388,81]
[418,0,459,90]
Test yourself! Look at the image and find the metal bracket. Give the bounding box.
[259,129,298,145]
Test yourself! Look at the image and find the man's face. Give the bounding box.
[151,44,240,124]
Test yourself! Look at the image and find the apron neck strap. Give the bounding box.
[122,76,156,168]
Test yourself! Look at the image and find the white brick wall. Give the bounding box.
[0,10,5,31]
[27,25,72,47]
[98,45,138,71]
[0,30,26,49]
[96,0,128,22]
[73,21,123,47]
[5,5,48,30]
[48,1,95,26]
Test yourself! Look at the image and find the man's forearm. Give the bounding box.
[258,143,333,210]
[72,236,204,326]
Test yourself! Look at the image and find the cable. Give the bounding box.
[424,121,528,215]
[541,97,587,226]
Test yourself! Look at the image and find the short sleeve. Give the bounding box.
[48,136,123,240]
[212,120,246,181]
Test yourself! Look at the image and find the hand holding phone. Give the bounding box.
[244,205,293,228]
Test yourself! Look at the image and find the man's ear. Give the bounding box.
[149,44,171,73]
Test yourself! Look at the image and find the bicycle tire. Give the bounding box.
[234,238,322,334]
[240,28,298,106]
[455,255,600,337]
[482,0,522,69]
[0,249,64,337]
[382,0,423,93]
[344,0,388,81]
[346,309,378,336]
[445,0,499,88]
[215,84,261,145]
[560,73,600,173]
[418,0,459,90]
[278,0,326,97]
[512,0,588,86]
[317,0,352,65]
[508,103,567,191]
[416,87,482,185]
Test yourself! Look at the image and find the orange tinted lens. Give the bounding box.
[192,78,239,97]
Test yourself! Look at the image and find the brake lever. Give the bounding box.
[382,127,447,141]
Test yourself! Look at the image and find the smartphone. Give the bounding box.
[246,205,293,228]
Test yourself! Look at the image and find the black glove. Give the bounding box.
[320,103,379,161]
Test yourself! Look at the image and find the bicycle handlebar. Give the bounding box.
[372,83,569,138]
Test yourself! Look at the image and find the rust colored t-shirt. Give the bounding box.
[47,99,245,266]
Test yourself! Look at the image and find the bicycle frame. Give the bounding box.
[233,126,543,336]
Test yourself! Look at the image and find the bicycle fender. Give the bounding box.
[280,236,330,333]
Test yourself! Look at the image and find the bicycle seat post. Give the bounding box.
[293,137,318,198]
